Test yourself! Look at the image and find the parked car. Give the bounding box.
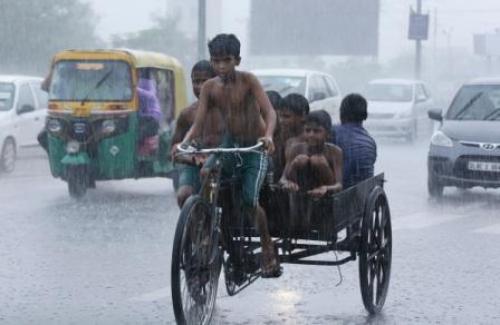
[364,79,434,142]
[252,69,342,122]
[0,75,47,173]
[427,77,500,197]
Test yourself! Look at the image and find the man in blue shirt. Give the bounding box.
[333,94,377,188]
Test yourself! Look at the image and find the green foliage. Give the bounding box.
[0,0,100,74]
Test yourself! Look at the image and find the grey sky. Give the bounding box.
[89,0,500,59]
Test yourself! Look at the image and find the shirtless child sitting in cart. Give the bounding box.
[279,110,343,230]
[180,34,281,277]
[280,110,343,197]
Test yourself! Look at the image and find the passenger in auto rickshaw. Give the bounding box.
[279,110,343,229]
[179,33,281,277]
[171,60,222,207]
[136,69,162,155]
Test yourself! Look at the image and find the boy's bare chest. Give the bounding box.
[211,84,252,110]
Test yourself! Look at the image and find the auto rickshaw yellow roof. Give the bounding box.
[53,48,184,71]
[51,48,188,118]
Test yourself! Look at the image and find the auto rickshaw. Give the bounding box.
[45,49,187,198]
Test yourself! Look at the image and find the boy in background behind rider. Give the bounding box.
[171,60,222,207]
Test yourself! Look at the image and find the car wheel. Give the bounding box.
[0,138,17,174]
[428,173,444,198]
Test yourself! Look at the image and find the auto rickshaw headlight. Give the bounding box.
[66,140,80,153]
[101,119,116,134]
[47,119,62,133]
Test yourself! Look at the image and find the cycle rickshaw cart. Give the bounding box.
[171,143,392,325]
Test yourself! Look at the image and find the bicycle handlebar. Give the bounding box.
[176,142,264,156]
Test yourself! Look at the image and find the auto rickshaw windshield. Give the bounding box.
[49,60,133,102]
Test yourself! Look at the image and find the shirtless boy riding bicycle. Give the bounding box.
[179,34,281,277]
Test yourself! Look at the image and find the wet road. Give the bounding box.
[1,141,500,324]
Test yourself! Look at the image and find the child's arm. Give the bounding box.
[249,74,276,152]
[170,110,191,163]
[279,144,304,192]
[332,145,343,191]
[182,83,210,145]
[172,110,190,147]
[308,147,343,198]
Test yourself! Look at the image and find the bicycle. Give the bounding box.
[171,142,264,325]
[171,142,392,324]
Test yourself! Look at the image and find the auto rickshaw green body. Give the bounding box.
[45,49,188,197]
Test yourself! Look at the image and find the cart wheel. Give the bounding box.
[67,166,87,199]
[359,186,392,314]
[171,195,221,325]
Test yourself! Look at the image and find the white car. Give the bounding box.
[0,75,47,173]
[363,79,434,142]
[252,69,342,123]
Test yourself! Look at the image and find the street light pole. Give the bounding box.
[198,0,206,60]
[415,0,422,80]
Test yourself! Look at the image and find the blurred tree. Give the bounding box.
[0,0,100,75]
[111,14,196,69]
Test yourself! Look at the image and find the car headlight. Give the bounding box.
[47,119,62,133]
[66,140,80,153]
[430,131,453,147]
[101,119,116,134]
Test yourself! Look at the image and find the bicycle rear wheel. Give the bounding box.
[171,195,222,325]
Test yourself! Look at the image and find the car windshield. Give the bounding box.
[49,60,133,102]
[257,75,306,97]
[446,85,500,121]
[365,83,413,102]
[0,82,15,111]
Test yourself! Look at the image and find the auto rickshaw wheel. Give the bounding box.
[171,195,221,325]
[359,186,392,314]
[67,166,88,199]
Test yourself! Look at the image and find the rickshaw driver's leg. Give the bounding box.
[241,152,281,278]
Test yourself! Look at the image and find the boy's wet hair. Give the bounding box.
[191,59,216,77]
[340,93,368,123]
[306,110,332,133]
[282,93,309,116]
[266,90,282,110]
[208,34,241,59]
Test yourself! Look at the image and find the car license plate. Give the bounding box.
[468,161,500,172]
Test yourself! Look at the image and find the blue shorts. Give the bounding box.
[204,136,268,208]
[178,164,201,191]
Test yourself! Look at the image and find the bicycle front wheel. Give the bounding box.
[171,195,222,325]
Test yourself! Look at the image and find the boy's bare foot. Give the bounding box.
[260,243,282,278]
